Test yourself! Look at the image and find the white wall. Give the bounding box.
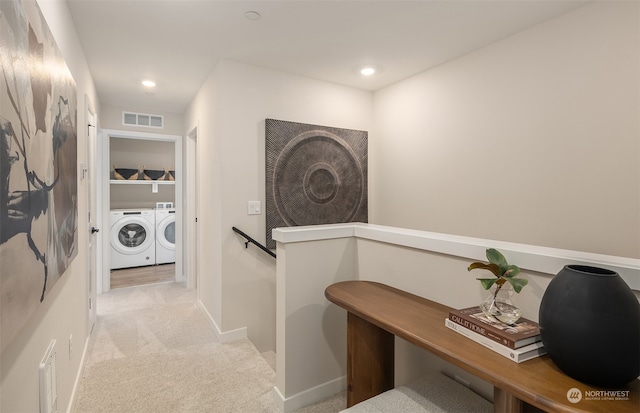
[275,237,355,410]
[184,59,373,352]
[183,64,223,337]
[0,0,99,411]
[371,1,639,259]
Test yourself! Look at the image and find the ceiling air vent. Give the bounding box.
[122,111,164,129]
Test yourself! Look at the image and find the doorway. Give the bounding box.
[85,96,98,329]
[186,124,199,291]
[100,129,183,292]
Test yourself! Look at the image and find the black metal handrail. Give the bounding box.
[232,227,276,258]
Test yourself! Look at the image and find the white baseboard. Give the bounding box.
[273,376,346,413]
[66,335,91,413]
[196,299,247,343]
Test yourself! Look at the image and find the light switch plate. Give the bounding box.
[248,201,261,215]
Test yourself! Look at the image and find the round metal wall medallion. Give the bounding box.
[273,131,364,226]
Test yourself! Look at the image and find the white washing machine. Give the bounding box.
[110,209,156,269]
[155,208,176,264]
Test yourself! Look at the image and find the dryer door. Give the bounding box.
[111,216,154,255]
[157,213,176,251]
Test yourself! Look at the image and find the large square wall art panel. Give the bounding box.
[0,0,78,353]
[266,119,368,249]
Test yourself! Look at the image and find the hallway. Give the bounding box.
[72,282,344,412]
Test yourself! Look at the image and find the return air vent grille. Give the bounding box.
[122,111,164,129]
[39,340,58,413]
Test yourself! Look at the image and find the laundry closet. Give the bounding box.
[109,136,177,288]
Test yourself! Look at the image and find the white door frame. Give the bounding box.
[100,129,183,292]
[185,123,199,291]
[85,95,98,328]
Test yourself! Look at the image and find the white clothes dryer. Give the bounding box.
[155,208,176,264]
[110,209,156,269]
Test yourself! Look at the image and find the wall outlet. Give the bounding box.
[68,334,73,360]
[248,201,261,215]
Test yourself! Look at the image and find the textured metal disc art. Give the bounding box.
[266,119,368,249]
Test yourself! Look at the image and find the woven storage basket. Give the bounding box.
[113,165,139,180]
[143,168,166,180]
[144,169,165,181]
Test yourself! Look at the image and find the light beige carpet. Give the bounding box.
[72,282,345,413]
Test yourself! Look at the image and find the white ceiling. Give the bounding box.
[66,0,587,114]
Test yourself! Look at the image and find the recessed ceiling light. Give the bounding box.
[142,80,156,88]
[245,11,261,20]
[360,67,376,76]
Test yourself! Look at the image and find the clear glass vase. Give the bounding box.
[479,282,522,325]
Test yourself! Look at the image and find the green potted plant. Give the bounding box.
[468,248,528,324]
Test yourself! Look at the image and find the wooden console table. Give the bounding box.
[325,281,639,413]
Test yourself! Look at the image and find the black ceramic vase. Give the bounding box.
[539,265,640,388]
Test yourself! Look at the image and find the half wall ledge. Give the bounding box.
[272,223,639,290]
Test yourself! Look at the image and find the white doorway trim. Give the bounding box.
[185,123,199,291]
[84,95,98,328]
[100,129,183,292]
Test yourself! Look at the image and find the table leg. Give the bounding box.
[494,387,523,413]
[347,312,395,407]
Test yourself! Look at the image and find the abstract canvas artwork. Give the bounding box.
[0,0,78,353]
[266,119,368,249]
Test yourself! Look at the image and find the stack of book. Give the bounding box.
[445,306,546,363]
